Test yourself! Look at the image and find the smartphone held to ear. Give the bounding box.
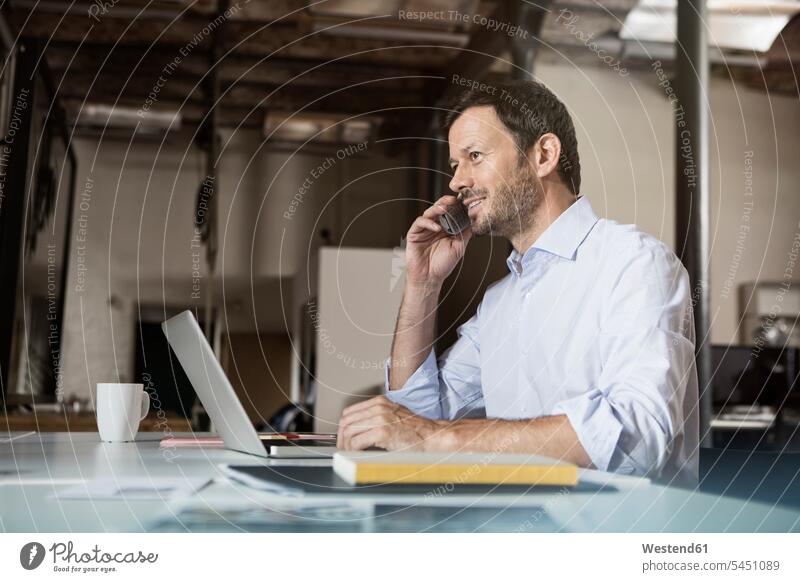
[438,198,470,235]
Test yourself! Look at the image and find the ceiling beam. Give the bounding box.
[57,78,427,114]
[15,10,457,68]
[44,41,440,87]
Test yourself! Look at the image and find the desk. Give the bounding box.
[1,413,192,432]
[2,432,799,533]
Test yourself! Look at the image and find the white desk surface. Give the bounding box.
[1,432,798,533]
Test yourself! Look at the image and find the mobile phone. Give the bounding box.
[438,199,470,235]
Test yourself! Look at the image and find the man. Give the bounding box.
[337,79,699,485]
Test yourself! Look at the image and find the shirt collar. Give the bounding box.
[506,196,599,274]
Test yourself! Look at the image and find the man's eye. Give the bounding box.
[469,151,482,161]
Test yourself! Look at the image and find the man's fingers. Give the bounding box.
[340,422,375,450]
[349,429,384,451]
[338,398,421,450]
[409,198,469,241]
[339,407,390,430]
[421,204,443,219]
[339,420,380,450]
[336,421,350,449]
[421,201,453,220]
[340,395,387,419]
[339,406,391,433]
[409,216,443,235]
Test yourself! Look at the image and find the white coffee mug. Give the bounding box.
[96,383,150,442]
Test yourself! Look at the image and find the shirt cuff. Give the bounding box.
[383,348,442,419]
[551,388,624,472]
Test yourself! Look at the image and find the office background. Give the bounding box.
[0,1,799,457]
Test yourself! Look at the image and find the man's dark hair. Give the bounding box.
[443,79,581,196]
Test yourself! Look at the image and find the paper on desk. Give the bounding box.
[54,477,212,500]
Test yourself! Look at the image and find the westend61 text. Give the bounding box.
[642,543,708,554]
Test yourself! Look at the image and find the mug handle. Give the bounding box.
[140,390,150,421]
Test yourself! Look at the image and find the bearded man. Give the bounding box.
[336,79,699,485]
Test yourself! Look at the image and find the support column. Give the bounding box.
[675,0,712,447]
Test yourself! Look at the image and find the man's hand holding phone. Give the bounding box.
[404,194,472,290]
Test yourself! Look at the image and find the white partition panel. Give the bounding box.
[314,246,405,433]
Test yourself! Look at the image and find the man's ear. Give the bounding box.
[528,133,562,179]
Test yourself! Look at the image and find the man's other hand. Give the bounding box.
[336,396,441,451]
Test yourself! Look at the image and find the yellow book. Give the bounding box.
[332,450,578,486]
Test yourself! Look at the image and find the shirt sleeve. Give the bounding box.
[384,307,485,421]
[552,239,695,477]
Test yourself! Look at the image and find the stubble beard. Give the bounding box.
[470,164,541,238]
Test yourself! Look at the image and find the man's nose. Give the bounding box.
[449,165,474,193]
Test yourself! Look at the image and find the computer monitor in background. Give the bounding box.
[711,345,797,408]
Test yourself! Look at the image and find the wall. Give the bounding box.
[222,332,292,423]
[58,128,413,403]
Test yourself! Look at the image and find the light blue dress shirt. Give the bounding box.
[385,196,699,485]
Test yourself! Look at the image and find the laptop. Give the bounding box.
[162,310,337,458]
